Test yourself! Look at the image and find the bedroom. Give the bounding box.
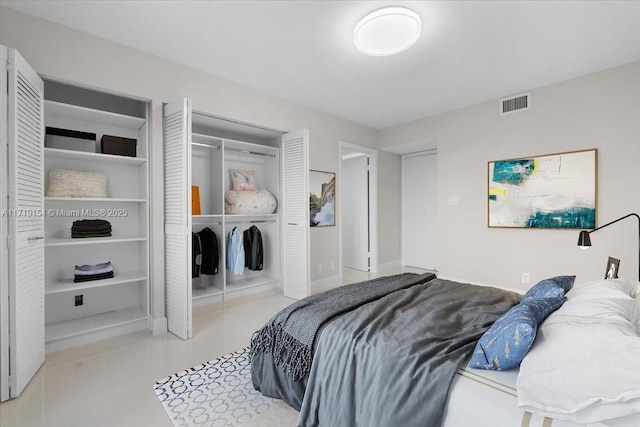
[0,1,639,426]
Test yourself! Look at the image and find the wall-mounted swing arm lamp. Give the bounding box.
[577,213,640,280]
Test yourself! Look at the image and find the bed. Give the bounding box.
[250,273,640,427]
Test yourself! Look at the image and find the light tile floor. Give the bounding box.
[0,267,427,427]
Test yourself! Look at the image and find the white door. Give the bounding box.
[0,45,9,403]
[163,99,193,340]
[402,151,437,270]
[342,154,369,271]
[5,47,45,398]
[282,129,310,300]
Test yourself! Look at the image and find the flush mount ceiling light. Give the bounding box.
[354,6,422,56]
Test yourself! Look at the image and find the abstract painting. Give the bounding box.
[309,170,335,227]
[488,149,597,228]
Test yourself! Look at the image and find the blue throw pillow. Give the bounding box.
[522,275,576,300]
[469,297,566,370]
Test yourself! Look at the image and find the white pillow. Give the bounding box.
[224,189,277,214]
[229,169,258,191]
[517,279,640,424]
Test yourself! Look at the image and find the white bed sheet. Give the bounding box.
[442,367,639,427]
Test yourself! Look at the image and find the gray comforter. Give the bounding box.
[252,277,520,427]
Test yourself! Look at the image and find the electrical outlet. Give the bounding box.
[330,261,335,271]
[317,264,322,274]
[75,295,83,306]
[521,273,530,284]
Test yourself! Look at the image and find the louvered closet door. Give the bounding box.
[163,100,193,340]
[7,48,45,398]
[282,130,310,299]
[0,45,9,403]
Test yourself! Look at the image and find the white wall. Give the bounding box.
[379,61,640,290]
[5,5,636,310]
[0,6,389,325]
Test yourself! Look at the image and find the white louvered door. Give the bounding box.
[6,47,45,398]
[163,100,193,340]
[282,130,310,299]
[0,45,9,403]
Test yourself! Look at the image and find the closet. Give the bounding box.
[163,99,310,340]
[1,45,44,401]
[0,45,151,400]
[42,80,151,353]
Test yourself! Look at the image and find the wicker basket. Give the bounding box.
[100,135,137,157]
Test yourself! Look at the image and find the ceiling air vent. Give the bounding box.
[500,93,529,115]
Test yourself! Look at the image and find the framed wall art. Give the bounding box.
[309,170,335,227]
[488,148,597,229]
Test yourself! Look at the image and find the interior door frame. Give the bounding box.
[338,141,379,280]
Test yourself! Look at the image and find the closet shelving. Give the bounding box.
[164,98,309,341]
[42,82,150,352]
[190,113,281,306]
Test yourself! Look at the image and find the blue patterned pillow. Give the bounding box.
[522,275,576,300]
[469,297,566,370]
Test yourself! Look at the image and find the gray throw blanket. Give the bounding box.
[249,272,436,380]
[297,278,521,427]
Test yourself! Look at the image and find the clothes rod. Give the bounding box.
[227,219,277,224]
[192,142,220,149]
[225,147,276,158]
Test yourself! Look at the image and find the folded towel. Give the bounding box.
[74,261,113,276]
[71,219,112,236]
[72,219,111,228]
[71,232,112,238]
[71,226,112,232]
[73,271,114,283]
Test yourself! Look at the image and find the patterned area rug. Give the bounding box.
[154,348,299,427]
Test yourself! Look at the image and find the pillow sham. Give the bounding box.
[230,169,258,191]
[469,297,566,371]
[517,278,640,423]
[46,169,108,198]
[522,275,575,301]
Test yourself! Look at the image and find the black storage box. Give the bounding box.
[100,135,137,157]
[45,127,96,152]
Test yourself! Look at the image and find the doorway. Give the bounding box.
[402,150,438,270]
[339,142,378,279]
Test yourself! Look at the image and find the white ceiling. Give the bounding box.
[3,1,640,130]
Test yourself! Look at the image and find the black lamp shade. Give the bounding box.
[577,230,591,247]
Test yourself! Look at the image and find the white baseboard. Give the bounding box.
[311,274,341,294]
[46,319,148,353]
[152,316,168,335]
[377,259,402,273]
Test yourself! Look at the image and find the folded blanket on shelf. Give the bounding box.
[73,271,114,283]
[74,261,113,276]
[71,232,112,238]
[71,219,112,238]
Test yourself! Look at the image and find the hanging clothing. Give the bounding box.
[196,227,219,275]
[192,232,202,278]
[243,225,264,271]
[227,227,245,275]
